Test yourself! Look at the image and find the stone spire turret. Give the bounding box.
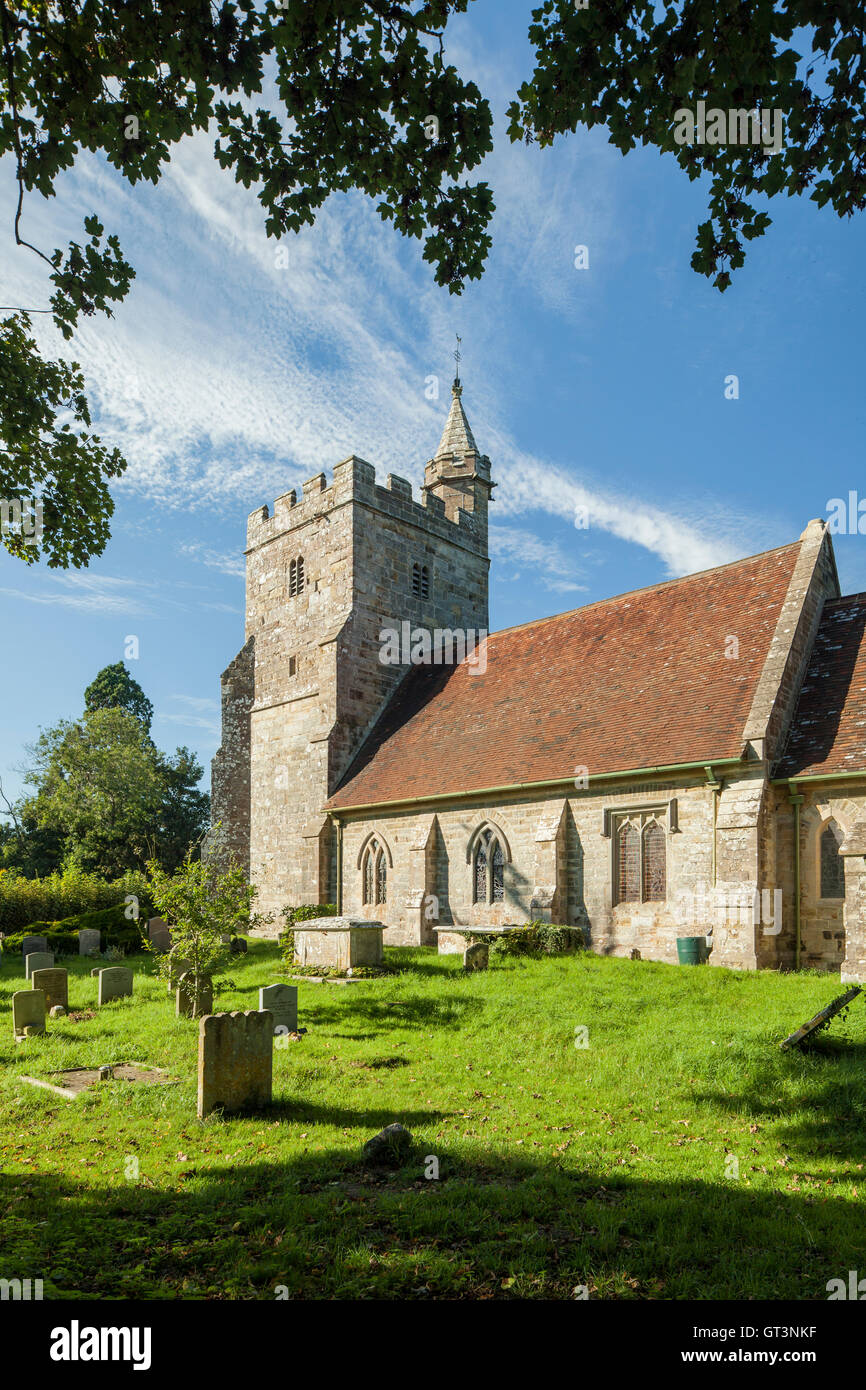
[423,377,494,536]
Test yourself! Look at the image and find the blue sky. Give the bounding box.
[1,0,865,806]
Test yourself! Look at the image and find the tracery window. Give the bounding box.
[614,813,667,905]
[362,838,387,906]
[473,828,506,904]
[820,821,845,900]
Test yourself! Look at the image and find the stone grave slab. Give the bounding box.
[22,935,48,958]
[780,986,862,1051]
[97,966,133,1005]
[78,929,101,956]
[198,1010,273,1118]
[148,917,171,953]
[13,989,46,1039]
[259,983,298,1036]
[31,967,68,1012]
[19,1063,175,1100]
[25,951,54,980]
[463,941,489,971]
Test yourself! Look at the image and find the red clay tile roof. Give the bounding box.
[328,542,803,809]
[776,595,866,779]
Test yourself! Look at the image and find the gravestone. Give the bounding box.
[13,989,46,1039]
[197,1010,273,1119]
[177,972,213,1019]
[31,967,68,1012]
[49,1005,66,1019]
[291,917,384,971]
[25,951,54,980]
[148,917,171,953]
[463,941,489,972]
[78,929,101,956]
[167,955,192,992]
[97,966,133,1005]
[259,983,298,1036]
[22,935,48,958]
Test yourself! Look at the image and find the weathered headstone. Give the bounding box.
[49,1005,66,1019]
[90,967,102,978]
[463,941,489,972]
[229,937,247,955]
[177,971,213,1019]
[167,954,192,992]
[78,929,101,956]
[22,935,48,958]
[97,966,133,1005]
[148,917,171,953]
[259,983,298,1036]
[197,1010,273,1118]
[291,917,384,971]
[25,951,54,980]
[31,967,68,1012]
[13,989,46,1039]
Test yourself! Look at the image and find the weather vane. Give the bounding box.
[454,334,462,386]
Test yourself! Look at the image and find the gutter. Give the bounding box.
[771,768,866,786]
[326,755,747,818]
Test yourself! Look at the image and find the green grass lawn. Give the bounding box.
[2,943,866,1300]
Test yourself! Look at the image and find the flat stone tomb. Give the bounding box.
[78,928,100,956]
[97,966,133,1005]
[22,935,48,958]
[292,917,384,972]
[25,951,54,980]
[198,1011,273,1118]
[13,989,46,1039]
[31,967,68,1012]
[19,1064,174,1100]
[434,925,512,955]
[259,983,298,1035]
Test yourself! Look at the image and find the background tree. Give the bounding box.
[0,0,493,567]
[84,662,154,733]
[510,0,866,291]
[152,746,211,873]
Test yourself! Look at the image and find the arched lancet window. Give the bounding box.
[473,828,506,905]
[617,823,641,904]
[492,841,504,901]
[820,821,845,900]
[642,821,666,903]
[412,562,430,599]
[289,556,305,598]
[361,837,387,906]
[474,838,488,903]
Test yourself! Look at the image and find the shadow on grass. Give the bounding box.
[3,1139,864,1300]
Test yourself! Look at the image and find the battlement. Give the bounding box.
[246,454,489,554]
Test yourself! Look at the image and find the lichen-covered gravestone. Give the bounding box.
[97,966,133,1005]
[259,984,298,1036]
[78,929,100,956]
[463,941,489,972]
[166,955,192,992]
[197,1010,274,1118]
[31,968,68,1012]
[22,935,48,959]
[25,951,54,980]
[177,972,213,1018]
[13,989,46,1039]
[148,918,171,953]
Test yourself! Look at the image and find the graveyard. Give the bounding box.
[2,938,866,1300]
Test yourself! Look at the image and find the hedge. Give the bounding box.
[0,867,155,933]
[486,922,586,958]
[1,902,146,956]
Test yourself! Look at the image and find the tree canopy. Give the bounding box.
[84,662,154,732]
[1,0,863,563]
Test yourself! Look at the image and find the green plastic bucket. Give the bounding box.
[676,936,708,965]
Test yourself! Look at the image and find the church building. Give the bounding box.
[210,380,866,980]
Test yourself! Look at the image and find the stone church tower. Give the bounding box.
[210,379,494,920]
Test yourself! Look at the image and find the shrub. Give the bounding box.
[279,903,338,970]
[0,902,146,956]
[0,866,154,933]
[487,922,586,958]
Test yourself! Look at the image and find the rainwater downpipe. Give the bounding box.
[789,782,803,970]
[334,815,343,914]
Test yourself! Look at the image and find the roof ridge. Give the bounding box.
[486,538,804,643]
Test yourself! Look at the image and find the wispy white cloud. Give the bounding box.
[0,573,155,616]
[490,524,588,594]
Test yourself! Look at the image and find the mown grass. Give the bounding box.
[2,943,866,1300]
